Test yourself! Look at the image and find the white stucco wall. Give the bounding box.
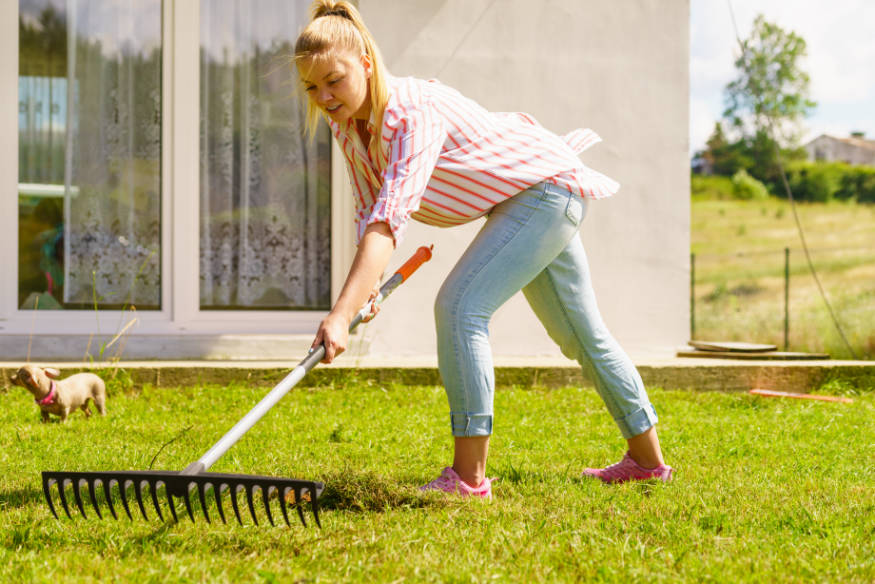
[355,0,691,362]
[0,0,689,363]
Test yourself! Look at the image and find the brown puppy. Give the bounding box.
[11,365,106,423]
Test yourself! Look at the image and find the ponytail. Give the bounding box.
[294,0,389,140]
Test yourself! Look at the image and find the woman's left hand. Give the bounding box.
[313,221,394,364]
[312,311,350,364]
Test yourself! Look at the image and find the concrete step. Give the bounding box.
[2,358,872,393]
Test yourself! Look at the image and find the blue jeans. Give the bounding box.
[434,182,658,439]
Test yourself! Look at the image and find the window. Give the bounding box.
[199,1,331,311]
[18,0,162,310]
[11,0,332,334]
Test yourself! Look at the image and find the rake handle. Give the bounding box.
[302,245,434,369]
[185,245,434,475]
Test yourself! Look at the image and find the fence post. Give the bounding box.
[784,247,789,351]
[690,252,696,341]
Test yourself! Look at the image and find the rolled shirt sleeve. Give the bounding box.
[356,99,447,245]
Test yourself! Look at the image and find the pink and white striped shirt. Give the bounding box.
[329,75,620,244]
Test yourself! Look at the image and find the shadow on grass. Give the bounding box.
[130,520,178,544]
[0,485,46,510]
[317,469,452,512]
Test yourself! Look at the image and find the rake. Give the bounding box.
[42,245,434,528]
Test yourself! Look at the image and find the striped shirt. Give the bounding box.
[328,75,620,244]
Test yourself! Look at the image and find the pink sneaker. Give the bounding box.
[582,452,674,484]
[419,467,494,498]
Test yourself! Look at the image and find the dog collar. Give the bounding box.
[36,380,57,406]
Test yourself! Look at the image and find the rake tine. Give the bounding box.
[230,485,244,526]
[214,483,227,524]
[294,487,307,528]
[165,483,179,523]
[198,483,212,524]
[118,480,134,520]
[133,480,149,521]
[262,486,275,527]
[278,487,292,527]
[43,478,59,520]
[310,487,322,529]
[103,480,118,520]
[182,484,196,523]
[149,481,164,522]
[57,479,73,519]
[72,479,88,519]
[245,486,259,526]
[86,479,103,519]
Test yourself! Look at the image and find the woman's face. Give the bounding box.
[300,50,372,124]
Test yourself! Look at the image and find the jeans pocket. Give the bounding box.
[564,194,584,226]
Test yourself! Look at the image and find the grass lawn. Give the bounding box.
[691,198,875,359]
[2,376,873,583]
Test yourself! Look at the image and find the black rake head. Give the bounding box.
[42,470,324,528]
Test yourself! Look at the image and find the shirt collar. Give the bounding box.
[366,108,377,135]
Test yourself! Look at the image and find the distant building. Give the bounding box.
[805,133,875,166]
[690,154,713,175]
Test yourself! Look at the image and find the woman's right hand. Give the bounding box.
[361,286,381,323]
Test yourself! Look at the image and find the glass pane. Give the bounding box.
[18,0,162,310]
[200,0,331,310]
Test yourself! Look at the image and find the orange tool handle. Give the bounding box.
[749,389,853,403]
[395,245,433,282]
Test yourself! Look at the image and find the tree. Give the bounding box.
[723,14,816,147]
[699,121,753,176]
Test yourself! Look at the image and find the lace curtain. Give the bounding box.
[199,0,331,310]
[23,0,328,311]
[62,0,162,308]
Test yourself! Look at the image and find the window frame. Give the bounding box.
[0,0,352,340]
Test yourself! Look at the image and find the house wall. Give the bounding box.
[355,0,691,362]
[1,0,690,363]
[806,135,875,166]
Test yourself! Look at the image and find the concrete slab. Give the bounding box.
[1,357,872,393]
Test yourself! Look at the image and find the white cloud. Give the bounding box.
[690,96,721,155]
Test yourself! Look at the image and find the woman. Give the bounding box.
[296,0,672,497]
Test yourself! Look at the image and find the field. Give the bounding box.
[1,376,873,583]
[691,198,875,359]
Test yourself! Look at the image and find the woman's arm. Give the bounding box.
[312,221,394,363]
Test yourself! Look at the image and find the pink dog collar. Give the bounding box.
[36,380,57,406]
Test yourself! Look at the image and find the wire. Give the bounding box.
[724,0,859,359]
[149,425,194,470]
[434,0,500,78]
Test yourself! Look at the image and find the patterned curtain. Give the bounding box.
[62,0,162,308]
[199,0,331,310]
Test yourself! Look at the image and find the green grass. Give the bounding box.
[691,198,875,358]
[2,377,874,583]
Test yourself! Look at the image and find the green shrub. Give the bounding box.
[836,165,875,203]
[731,169,770,200]
[691,174,735,200]
[785,161,849,202]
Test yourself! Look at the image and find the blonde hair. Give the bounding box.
[294,0,389,139]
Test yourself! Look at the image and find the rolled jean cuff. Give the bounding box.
[450,412,493,437]
[616,404,659,439]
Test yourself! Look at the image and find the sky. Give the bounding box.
[690,0,875,154]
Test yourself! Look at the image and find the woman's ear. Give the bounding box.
[360,52,373,79]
